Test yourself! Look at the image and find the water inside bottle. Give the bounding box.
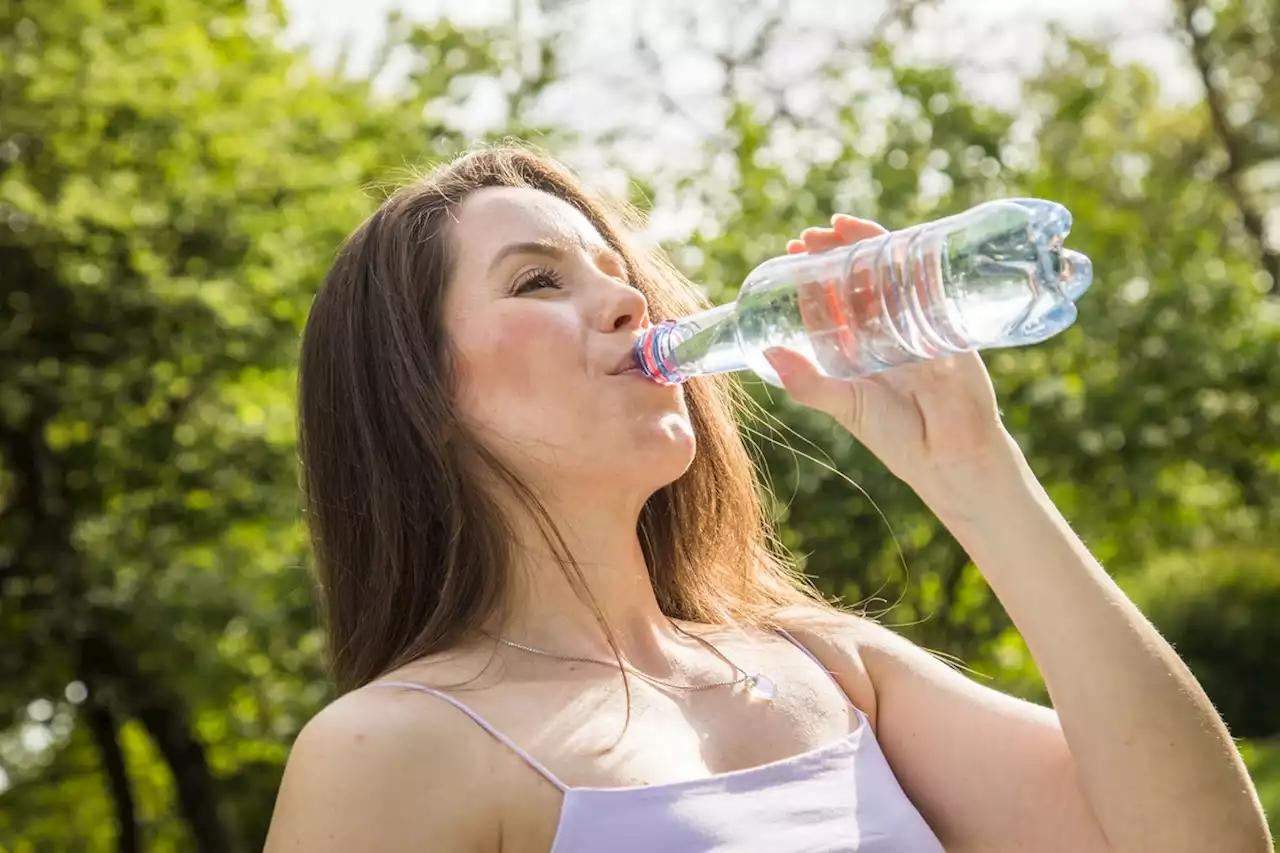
[732,199,1091,385]
[641,198,1092,387]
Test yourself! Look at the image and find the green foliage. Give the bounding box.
[0,0,553,848]
[1,0,1275,847]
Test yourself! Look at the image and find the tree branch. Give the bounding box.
[1178,0,1279,293]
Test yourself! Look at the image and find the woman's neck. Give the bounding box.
[490,493,690,670]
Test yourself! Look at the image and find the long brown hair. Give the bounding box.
[298,145,827,694]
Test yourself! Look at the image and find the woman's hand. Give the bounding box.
[765,214,1025,503]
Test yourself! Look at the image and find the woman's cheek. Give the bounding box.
[469,309,579,397]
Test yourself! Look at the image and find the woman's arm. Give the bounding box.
[907,440,1268,853]
[790,435,1270,853]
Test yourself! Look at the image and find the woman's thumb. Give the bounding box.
[764,347,866,434]
[765,348,836,405]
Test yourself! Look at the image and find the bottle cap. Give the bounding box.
[635,321,684,385]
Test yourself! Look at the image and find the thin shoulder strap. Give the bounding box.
[369,681,567,792]
[775,628,855,708]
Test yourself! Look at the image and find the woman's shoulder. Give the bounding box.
[774,603,995,734]
[264,657,504,852]
[771,604,889,726]
[314,644,511,761]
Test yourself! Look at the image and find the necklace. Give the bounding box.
[491,630,777,702]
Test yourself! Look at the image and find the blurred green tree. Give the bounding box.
[0,0,557,849]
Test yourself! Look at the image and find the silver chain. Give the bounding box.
[490,634,760,694]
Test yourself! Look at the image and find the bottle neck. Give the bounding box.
[637,302,748,385]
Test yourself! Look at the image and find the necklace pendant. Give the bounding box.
[745,674,776,702]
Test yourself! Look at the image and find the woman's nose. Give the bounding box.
[600,281,650,332]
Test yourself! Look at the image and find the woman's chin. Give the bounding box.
[639,434,698,483]
[647,414,697,457]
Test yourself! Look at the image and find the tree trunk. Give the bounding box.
[84,634,238,853]
[81,679,141,853]
[3,416,239,853]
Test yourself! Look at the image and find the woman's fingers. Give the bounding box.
[800,226,845,253]
[832,214,888,241]
[789,215,888,256]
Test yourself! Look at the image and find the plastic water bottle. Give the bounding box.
[634,198,1093,387]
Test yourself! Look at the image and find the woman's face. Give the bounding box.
[444,187,695,508]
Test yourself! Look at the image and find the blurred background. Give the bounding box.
[1,0,1277,849]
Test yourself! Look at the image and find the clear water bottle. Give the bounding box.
[634,198,1093,387]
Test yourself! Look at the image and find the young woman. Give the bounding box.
[264,147,1269,853]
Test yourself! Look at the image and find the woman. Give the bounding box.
[265,147,1269,853]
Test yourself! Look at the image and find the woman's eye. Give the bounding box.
[512,269,563,295]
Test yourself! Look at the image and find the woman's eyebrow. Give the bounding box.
[486,239,572,275]
[487,234,626,275]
